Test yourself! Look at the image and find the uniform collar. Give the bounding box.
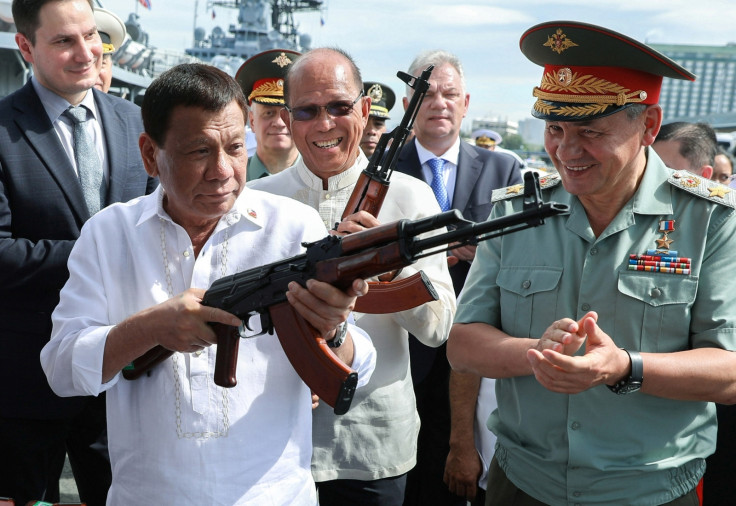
[630,147,674,216]
[295,151,368,192]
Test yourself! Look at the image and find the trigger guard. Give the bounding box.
[239,314,269,338]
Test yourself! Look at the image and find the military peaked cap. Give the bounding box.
[236,49,301,105]
[94,8,126,55]
[363,81,395,119]
[520,21,695,121]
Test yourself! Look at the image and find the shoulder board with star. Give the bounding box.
[667,170,736,209]
[491,172,562,203]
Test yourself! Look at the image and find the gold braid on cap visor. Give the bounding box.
[533,69,648,118]
[248,80,285,104]
[370,105,389,116]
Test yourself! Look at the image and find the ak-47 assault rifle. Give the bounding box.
[123,172,569,415]
[343,65,432,219]
[344,64,435,314]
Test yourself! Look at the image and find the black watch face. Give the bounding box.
[619,381,642,394]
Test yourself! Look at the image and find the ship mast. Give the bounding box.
[203,0,324,49]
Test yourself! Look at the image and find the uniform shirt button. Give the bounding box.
[183,250,190,258]
[651,287,662,298]
[590,247,598,255]
[522,280,531,289]
[581,303,591,311]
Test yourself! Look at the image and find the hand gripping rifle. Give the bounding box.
[343,65,438,314]
[123,172,569,415]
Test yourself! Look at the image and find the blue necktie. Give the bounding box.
[65,105,104,215]
[428,157,450,211]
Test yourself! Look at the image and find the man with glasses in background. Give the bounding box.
[248,47,456,505]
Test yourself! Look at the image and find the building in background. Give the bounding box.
[651,42,736,134]
[469,117,518,138]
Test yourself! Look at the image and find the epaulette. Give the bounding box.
[491,172,562,203]
[667,170,736,209]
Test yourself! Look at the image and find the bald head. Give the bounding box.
[284,47,363,107]
[279,47,370,185]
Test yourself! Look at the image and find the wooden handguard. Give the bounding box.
[342,173,390,220]
[269,301,358,415]
[356,271,439,314]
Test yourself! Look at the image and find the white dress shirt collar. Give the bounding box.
[414,137,461,167]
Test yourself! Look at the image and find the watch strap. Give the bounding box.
[607,349,643,394]
[327,322,348,349]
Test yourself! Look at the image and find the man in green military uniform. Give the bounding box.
[236,49,301,180]
[448,20,736,506]
[359,81,395,158]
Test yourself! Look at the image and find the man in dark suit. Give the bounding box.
[0,1,156,504]
[396,50,521,506]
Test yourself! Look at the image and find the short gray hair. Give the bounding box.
[406,50,466,96]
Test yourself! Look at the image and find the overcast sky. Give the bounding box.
[101,0,736,127]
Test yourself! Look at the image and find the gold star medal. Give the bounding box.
[655,219,675,250]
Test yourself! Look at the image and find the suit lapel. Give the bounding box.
[14,82,89,222]
[398,139,426,181]
[452,142,483,214]
[95,90,129,206]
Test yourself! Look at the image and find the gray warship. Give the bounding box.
[187,0,324,76]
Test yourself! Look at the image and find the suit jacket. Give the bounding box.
[396,138,522,292]
[396,138,522,383]
[0,81,157,419]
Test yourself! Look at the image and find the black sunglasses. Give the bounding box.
[285,91,363,122]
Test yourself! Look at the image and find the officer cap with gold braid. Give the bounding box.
[363,81,395,120]
[520,21,695,121]
[236,49,301,106]
[94,8,126,55]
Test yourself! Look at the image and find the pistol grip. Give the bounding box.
[213,323,240,388]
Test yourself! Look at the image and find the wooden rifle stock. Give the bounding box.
[122,346,172,380]
[122,323,237,383]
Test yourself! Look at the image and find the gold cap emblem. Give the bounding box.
[368,83,383,103]
[272,52,293,68]
[543,28,578,55]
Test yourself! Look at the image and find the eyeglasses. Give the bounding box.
[285,91,363,122]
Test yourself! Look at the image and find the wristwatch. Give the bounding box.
[607,349,643,395]
[327,322,348,349]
